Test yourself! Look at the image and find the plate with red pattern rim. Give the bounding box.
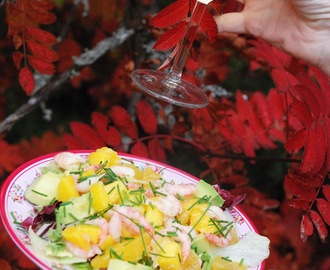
[0,150,266,270]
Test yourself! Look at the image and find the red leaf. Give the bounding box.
[289,100,313,129]
[91,112,122,147]
[148,138,166,162]
[316,198,330,226]
[136,99,158,135]
[323,117,330,172]
[153,21,186,51]
[284,175,317,201]
[130,141,149,158]
[309,210,328,241]
[300,214,314,241]
[310,66,330,115]
[12,51,24,69]
[285,128,306,153]
[69,122,105,149]
[301,123,326,174]
[29,0,54,11]
[150,0,189,29]
[27,9,56,24]
[293,84,321,120]
[323,185,330,201]
[109,106,138,139]
[27,40,58,62]
[28,56,55,74]
[271,68,298,93]
[199,8,217,43]
[19,67,35,95]
[288,198,310,211]
[267,88,286,121]
[63,134,86,150]
[251,91,273,128]
[26,26,57,45]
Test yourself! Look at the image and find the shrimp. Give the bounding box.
[149,194,182,217]
[54,152,85,170]
[110,165,135,177]
[203,233,230,247]
[64,241,102,258]
[108,205,154,241]
[85,217,109,245]
[75,175,99,193]
[204,206,232,247]
[163,183,196,198]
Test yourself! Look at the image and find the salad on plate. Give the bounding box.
[18,147,269,270]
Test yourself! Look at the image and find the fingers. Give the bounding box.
[214,13,247,34]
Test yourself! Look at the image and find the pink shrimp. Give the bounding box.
[85,217,109,246]
[150,194,182,217]
[203,233,230,247]
[108,206,154,241]
[163,183,196,197]
[64,241,102,258]
[54,152,85,170]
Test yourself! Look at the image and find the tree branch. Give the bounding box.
[0,26,134,134]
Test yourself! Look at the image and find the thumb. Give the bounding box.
[214,13,247,34]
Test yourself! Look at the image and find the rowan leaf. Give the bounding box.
[323,185,330,202]
[130,141,149,158]
[199,8,217,43]
[301,123,326,174]
[285,128,306,153]
[289,100,313,129]
[251,91,273,128]
[91,112,121,147]
[69,121,105,149]
[149,0,189,29]
[136,99,158,135]
[28,56,56,74]
[29,0,54,11]
[288,198,310,211]
[63,133,86,150]
[271,68,298,93]
[284,175,317,201]
[18,67,35,95]
[309,210,328,242]
[300,214,314,241]
[316,198,330,226]
[27,40,58,62]
[153,21,186,51]
[12,51,24,69]
[293,84,320,120]
[26,9,56,24]
[148,138,166,162]
[25,26,57,45]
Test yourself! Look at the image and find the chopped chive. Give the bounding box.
[117,184,124,205]
[187,195,210,211]
[222,256,232,262]
[166,231,178,237]
[88,193,92,215]
[10,211,18,223]
[189,204,211,234]
[77,174,98,183]
[32,190,48,197]
[69,213,78,221]
[239,258,244,266]
[109,248,123,260]
[176,193,184,201]
[107,186,116,195]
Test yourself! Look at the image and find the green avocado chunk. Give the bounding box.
[194,180,224,207]
[25,171,63,206]
[107,259,152,270]
[56,193,95,225]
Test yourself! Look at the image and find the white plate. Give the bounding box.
[0,151,265,270]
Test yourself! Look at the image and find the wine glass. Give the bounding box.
[131,0,212,108]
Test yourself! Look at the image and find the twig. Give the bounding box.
[0,26,134,134]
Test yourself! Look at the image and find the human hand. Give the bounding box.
[214,0,330,75]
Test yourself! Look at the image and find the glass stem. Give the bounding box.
[168,0,208,82]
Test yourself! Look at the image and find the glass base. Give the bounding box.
[130,69,208,108]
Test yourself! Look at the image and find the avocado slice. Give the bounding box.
[56,193,95,225]
[194,180,224,207]
[25,171,63,206]
[107,259,152,270]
